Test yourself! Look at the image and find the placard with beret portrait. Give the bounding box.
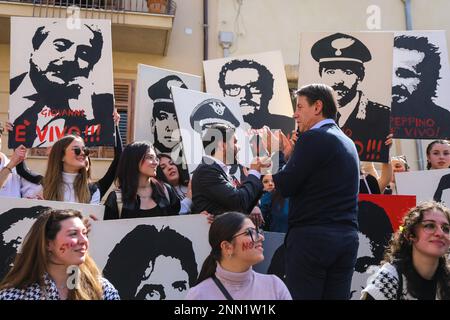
[299,32,393,162]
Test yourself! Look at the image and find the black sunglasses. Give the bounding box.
[72,146,90,156]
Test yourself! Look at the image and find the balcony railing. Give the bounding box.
[1,0,176,19]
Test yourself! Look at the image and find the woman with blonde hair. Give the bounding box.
[35,134,100,204]
[0,209,119,300]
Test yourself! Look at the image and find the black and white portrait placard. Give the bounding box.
[391,31,450,139]
[203,51,295,135]
[8,17,115,148]
[88,214,210,300]
[0,197,104,281]
[299,32,393,162]
[396,168,450,206]
[134,64,201,165]
[171,87,254,175]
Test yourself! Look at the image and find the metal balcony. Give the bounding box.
[0,0,177,55]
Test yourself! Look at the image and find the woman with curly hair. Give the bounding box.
[361,201,450,300]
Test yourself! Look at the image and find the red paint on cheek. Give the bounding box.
[59,240,77,254]
[242,241,255,251]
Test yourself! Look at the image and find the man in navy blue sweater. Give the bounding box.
[272,84,360,299]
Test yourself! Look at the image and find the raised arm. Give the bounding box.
[96,112,123,197]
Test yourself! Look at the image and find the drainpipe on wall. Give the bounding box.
[203,0,209,61]
[402,0,425,170]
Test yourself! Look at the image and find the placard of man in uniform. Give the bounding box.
[391,32,450,139]
[299,32,393,162]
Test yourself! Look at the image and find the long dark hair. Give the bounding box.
[426,140,450,170]
[383,201,450,299]
[0,209,103,300]
[196,212,247,284]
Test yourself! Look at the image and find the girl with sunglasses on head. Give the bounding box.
[361,201,450,300]
[5,111,122,200]
[103,141,181,219]
[185,211,291,300]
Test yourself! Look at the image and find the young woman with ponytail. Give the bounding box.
[185,211,291,300]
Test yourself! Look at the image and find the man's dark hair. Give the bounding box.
[218,59,274,107]
[357,201,393,272]
[31,23,103,71]
[0,206,49,280]
[201,124,235,156]
[295,84,338,119]
[395,35,441,99]
[319,61,366,81]
[103,224,198,300]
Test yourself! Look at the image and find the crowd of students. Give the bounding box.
[0,107,449,300]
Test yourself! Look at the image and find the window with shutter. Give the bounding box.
[29,79,135,158]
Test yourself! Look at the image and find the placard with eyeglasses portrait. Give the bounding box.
[133,64,202,164]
